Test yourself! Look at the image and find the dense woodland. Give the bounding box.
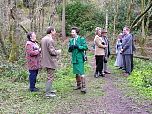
[0,0,152,113]
[0,0,151,61]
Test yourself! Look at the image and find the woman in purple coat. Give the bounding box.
[25,32,41,92]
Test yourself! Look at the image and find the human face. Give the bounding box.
[102,32,107,37]
[31,32,36,41]
[71,29,77,38]
[97,30,101,36]
[123,27,130,35]
[51,29,56,36]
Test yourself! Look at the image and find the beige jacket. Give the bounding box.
[41,35,59,69]
[94,35,106,55]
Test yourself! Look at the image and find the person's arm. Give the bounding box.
[26,44,39,56]
[47,40,60,56]
[122,35,132,52]
[95,36,107,48]
[68,39,74,52]
[108,41,111,57]
[77,37,88,51]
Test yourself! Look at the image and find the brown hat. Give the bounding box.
[101,29,107,34]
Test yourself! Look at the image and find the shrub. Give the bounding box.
[0,61,28,82]
[57,0,105,36]
[128,59,152,88]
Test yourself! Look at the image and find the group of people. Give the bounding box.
[25,26,88,97]
[114,27,135,76]
[25,26,135,97]
[25,27,61,97]
[93,27,111,78]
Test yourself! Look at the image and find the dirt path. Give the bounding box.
[88,57,150,114]
[101,75,149,114]
[53,57,151,114]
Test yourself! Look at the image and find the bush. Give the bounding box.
[57,0,105,36]
[128,59,152,88]
[0,61,28,82]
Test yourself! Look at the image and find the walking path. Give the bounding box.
[54,57,151,114]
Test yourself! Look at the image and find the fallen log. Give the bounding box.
[110,53,151,60]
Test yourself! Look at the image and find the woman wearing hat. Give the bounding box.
[25,32,41,92]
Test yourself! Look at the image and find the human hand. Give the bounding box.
[121,49,123,52]
[102,42,105,45]
[73,44,78,49]
[39,48,41,52]
[104,45,108,48]
[56,49,62,54]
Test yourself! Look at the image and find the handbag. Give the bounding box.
[83,51,87,61]
[104,57,107,63]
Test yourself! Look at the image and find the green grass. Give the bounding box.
[1,52,151,113]
[108,57,152,107]
[0,53,105,113]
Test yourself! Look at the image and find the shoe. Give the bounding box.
[94,73,99,78]
[51,90,57,93]
[118,67,123,69]
[74,75,81,90]
[81,77,87,94]
[73,86,81,90]
[30,88,39,92]
[46,93,56,97]
[121,68,126,70]
[81,88,87,94]
[104,71,111,74]
[123,73,129,77]
[99,73,105,77]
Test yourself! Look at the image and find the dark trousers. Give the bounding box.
[29,70,38,90]
[95,55,104,75]
[122,54,132,74]
[131,54,134,72]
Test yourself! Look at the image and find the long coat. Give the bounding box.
[68,36,88,75]
[41,35,59,69]
[25,41,41,70]
[114,39,123,67]
[102,36,111,57]
[122,34,133,54]
[94,35,106,55]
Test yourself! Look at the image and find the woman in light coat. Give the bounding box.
[94,27,107,78]
[114,33,123,69]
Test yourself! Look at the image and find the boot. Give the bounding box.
[81,77,86,94]
[94,71,99,78]
[45,81,56,97]
[73,75,81,90]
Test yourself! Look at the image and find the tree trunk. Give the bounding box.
[8,0,19,62]
[105,9,108,32]
[141,0,145,39]
[62,0,66,39]
[0,31,8,58]
[127,0,134,26]
[130,1,152,29]
[145,0,151,34]
[113,0,119,37]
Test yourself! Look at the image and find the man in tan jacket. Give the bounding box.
[41,27,61,97]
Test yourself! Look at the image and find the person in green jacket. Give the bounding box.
[68,27,88,94]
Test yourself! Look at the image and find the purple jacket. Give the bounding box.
[25,41,41,70]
